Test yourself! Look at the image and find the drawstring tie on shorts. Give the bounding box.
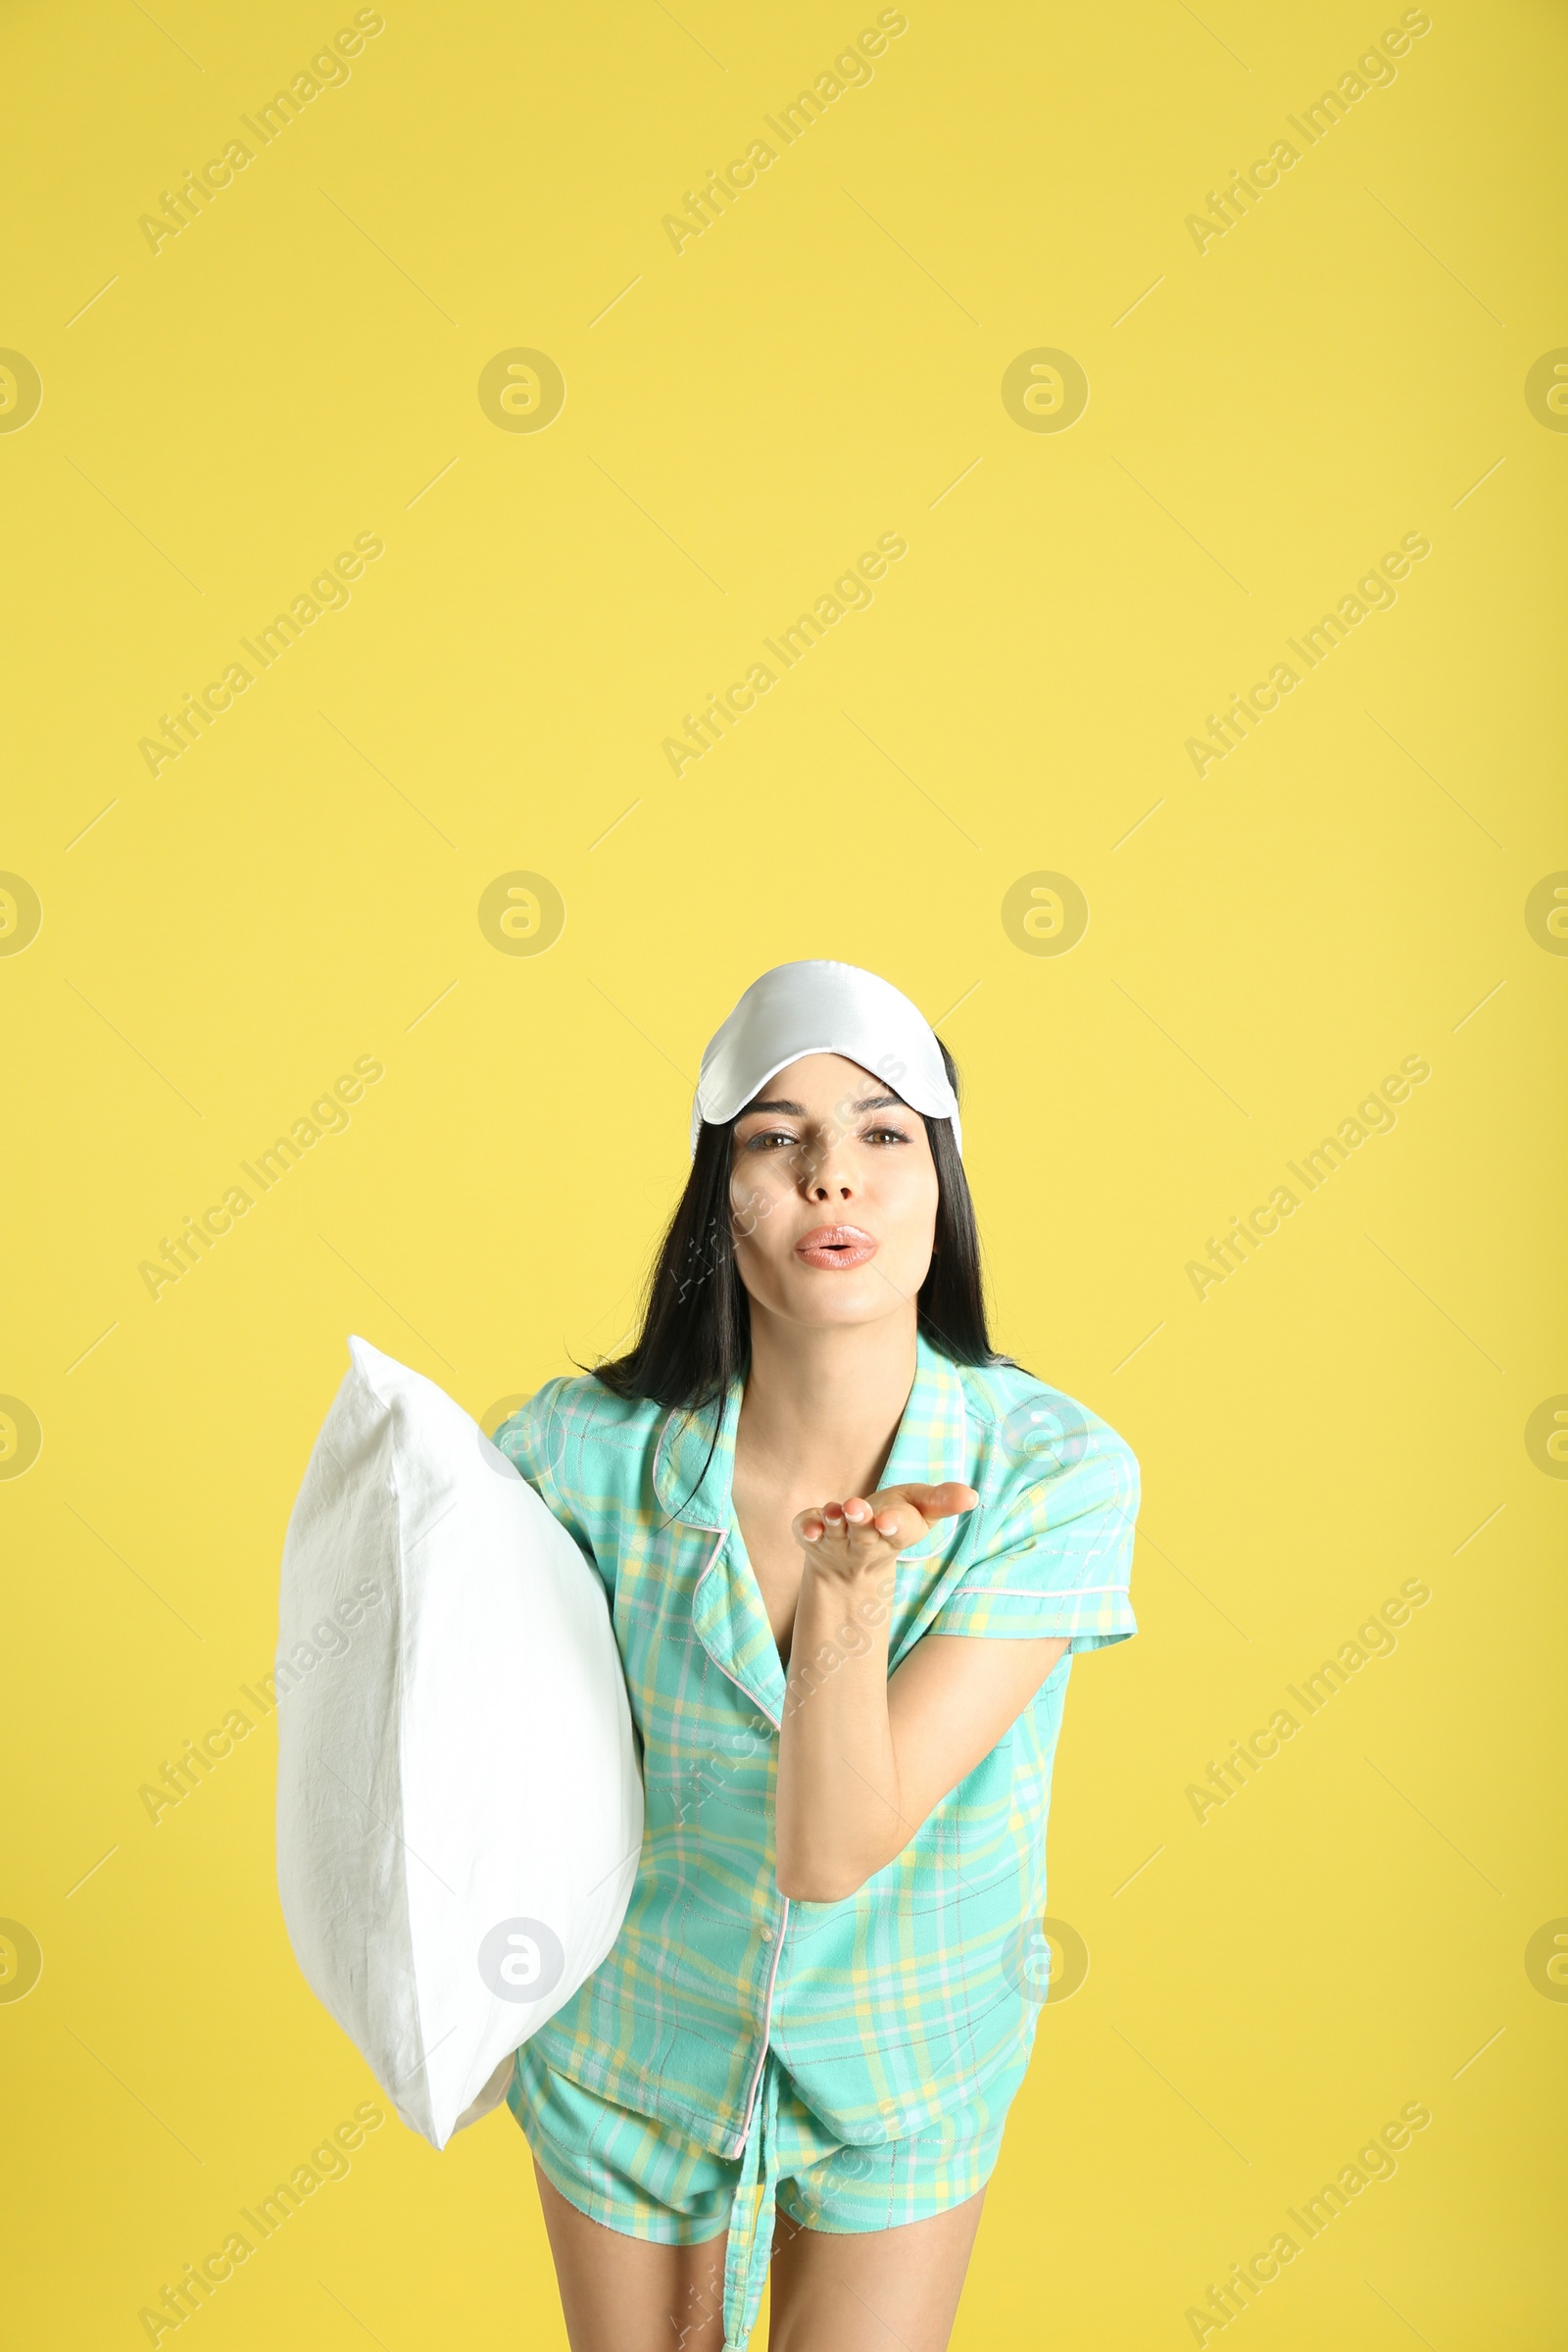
[721,2050,782,2352]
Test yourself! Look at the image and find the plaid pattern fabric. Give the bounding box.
[509,2033,1023,2238]
[509,2033,1031,2352]
[495,1331,1139,2167]
[510,2032,1034,2352]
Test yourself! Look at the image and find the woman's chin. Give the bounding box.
[760,1275,917,1329]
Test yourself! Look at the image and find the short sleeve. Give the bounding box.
[929,1409,1140,1650]
[492,1378,605,1593]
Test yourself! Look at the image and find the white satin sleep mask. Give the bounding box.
[690,959,962,1156]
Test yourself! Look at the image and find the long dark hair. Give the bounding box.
[593,1040,1009,1410]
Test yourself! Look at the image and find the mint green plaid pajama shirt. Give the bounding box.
[495,1332,1139,2350]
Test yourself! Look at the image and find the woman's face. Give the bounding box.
[729,1053,940,1332]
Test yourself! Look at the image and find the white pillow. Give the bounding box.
[275,1336,642,2150]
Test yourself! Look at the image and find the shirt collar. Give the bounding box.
[651,1330,970,1544]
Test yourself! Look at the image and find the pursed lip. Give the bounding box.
[794,1224,877,1268]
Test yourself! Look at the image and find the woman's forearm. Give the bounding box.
[773,1559,903,1902]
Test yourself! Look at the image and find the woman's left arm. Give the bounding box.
[773,1485,1069,1903]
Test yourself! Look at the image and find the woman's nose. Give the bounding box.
[796,1134,855,1200]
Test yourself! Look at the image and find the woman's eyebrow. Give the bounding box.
[739,1092,906,1118]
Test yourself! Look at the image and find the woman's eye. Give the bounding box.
[740,1123,909,1152]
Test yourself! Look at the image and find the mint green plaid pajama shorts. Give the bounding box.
[509,2036,1029,2349]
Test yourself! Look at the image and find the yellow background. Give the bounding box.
[3,0,1564,2343]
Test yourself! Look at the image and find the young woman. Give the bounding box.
[496,959,1140,2352]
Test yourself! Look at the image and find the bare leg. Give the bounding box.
[765,2186,988,2352]
[531,2153,734,2352]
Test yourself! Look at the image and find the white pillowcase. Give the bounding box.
[275,1336,642,2149]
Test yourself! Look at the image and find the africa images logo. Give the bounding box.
[137,1055,385,1299]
